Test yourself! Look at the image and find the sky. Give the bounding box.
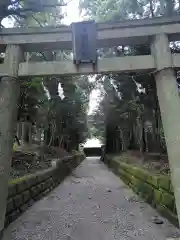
[62,0,83,24]
[83,138,102,147]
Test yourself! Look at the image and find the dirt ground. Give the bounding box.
[10,144,71,179]
[112,151,170,175]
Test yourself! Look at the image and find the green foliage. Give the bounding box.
[81,0,179,154]
[5,0,178,154]
[79,0,177,21]
[0,0,67,25]
[17,78,48,123]
[45,77,90,150]
[2,0,91,151]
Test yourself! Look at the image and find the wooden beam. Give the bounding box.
[1,16,180,51]
[18,55,155,77]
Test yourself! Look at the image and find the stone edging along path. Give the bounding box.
[103,155,178,227]
[5,153,85,228]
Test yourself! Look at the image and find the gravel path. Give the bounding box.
[3,157,180,240]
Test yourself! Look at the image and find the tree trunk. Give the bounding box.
[149,0,155,17]
[154,104,161,153]
[129,124,135,150]
[16,122,21,141]
[15,136,21,146]
[44,125,51,145]
[142,126,146,153]
[23,122,29,144]
[0,45,23,236]
[28,123,32,145]
[37,128,42,144]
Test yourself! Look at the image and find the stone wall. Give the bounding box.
[5,153,84,227]
[104,157,178,226]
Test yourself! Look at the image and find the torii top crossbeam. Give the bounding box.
[0,15,180,52]
[0,16,180,77]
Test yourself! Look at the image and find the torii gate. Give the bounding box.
[0,15,180,234]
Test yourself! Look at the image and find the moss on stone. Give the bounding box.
[131,183,138,193]
[124,165,137,175]
[153,189,162,204]
[121,176,130,185]
[117,167,132,186]
[6,198,14,214]
[132,167,148,181]
[118,168,127,178]
[138,182,154,204]
[13,194,23,208]
[22,190,30,203]
[8,184,17,198]
[109,159,120,170]
[8,174,33,185]
[118,168,132,184]
[130,176,142,194]
[118,162,130,172]
[158,176,171,191]
[161,192,175,211]
[107,158,179,227]
[146,175,158,188]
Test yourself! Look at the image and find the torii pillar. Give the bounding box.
[152,34,180,225]
[0,45,23,237]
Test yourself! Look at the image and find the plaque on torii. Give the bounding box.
[71,21,97,68]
